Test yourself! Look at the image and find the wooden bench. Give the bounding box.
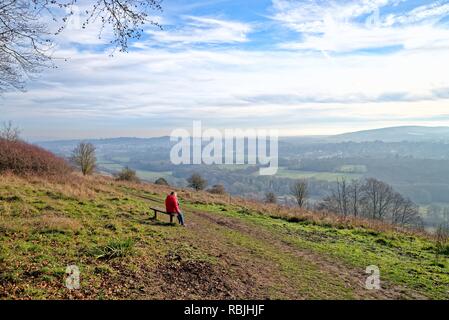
[150,207,176,223]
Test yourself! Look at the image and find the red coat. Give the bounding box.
[165,194,180,214]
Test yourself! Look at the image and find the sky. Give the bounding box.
[2,0,449,141]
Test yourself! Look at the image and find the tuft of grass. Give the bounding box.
[32,215,82,234]
[436,244,449,256]
[92,239,135,260]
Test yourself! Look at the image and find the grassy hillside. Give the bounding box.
[0,173,448,299]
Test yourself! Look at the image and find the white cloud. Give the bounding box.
[385,2,449,25]
[272,0,449,52]
[146,16,252,44]
[3,44,449,137]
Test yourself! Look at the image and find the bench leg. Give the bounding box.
[153,210,157,220]
[170,215,174,224]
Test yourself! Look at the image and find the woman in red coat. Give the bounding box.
[165,191,185,226]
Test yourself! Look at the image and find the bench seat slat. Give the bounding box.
[150,207,176,223]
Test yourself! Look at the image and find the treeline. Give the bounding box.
[179,169,423,230]
[316,178,422,228]
[293,157,449,204]
[279,140,449,159]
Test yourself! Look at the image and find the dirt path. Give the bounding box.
[178,207,426,300]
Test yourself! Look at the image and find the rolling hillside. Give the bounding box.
[331,126,449,142]
[0,173,448,299]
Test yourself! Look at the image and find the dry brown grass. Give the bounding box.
[0,214,81,234]
[0,171,121,201]
[30,215,82,233]
[0,171,430,239]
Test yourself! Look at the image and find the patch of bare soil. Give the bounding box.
[157,251,256,299]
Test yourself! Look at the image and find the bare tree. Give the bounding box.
[390,192,405,224]
[319,179,360,217]
[348,179,362,217]
[317,194,337,213]
[290,179,308,208]
[0,121,21,141]
[71,142,96,175]
[389,192,418,226]
[333,178,349,216]
[265,192,277,204]
[435,223,449,260]
[0,0,162,92]
[318,177,421,228]
[187,173,207,191]
[361,178,395,220]
[0,1,50,92]
[390,194,421,227]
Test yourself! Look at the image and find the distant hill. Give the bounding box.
[38,136,171,149]
[330,126,449,142]
[36,126,449,148]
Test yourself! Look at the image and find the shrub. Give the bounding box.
[0,121,20,142]
[208,184,226,195]
[265,192,277,204]
[115,167,140,183]
[187,173,207,191]
[154,177,169,186]
[435,224,449,258]
[0,138,71,176]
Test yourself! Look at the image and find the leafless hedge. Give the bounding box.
[0,138,71,176]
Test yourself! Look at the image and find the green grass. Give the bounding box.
[91,239,135,260]
[337,165,367,174]
[216,222,355,299]
[191,202,449,299]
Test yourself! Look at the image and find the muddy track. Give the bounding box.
[188,209,427,300]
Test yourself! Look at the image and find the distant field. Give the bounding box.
[337,165,367,174]
[135,170,172,181]
[110,156,131,163]
[213,164,253,171]
[275,168,362,181]
[98,162,172,182]
[99,162,362,183]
